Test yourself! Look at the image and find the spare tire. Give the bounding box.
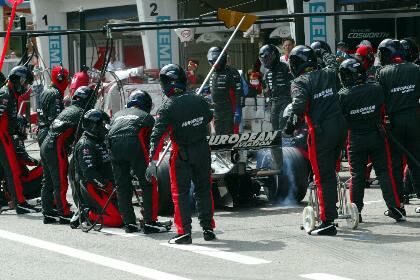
[256,147,309,202]
[156,155,174,215]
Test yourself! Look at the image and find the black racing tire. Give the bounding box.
[156,156,174,215]
[278,147,309,202]
[256,147,309,202]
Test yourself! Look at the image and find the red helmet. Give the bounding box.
[51,65,69,94]
[355,45,375,70]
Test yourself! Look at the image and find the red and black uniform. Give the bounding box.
[40,104,84,217]
[107,107,157,226]
[288,53,346,223]
[13,135,43,199]
[339,82,401,212]
[74,132,122,227]
[209,66,243,134]
[37,85,64,146]
[149,92,214,235]
[377,62,420,199]
[0,84,26,205]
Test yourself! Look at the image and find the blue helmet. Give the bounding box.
[159,64,187,97]
[127,90,153,113]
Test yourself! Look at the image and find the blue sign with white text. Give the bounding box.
[156,16,172,68]
[48,26,63,69]
[309,2,327,43]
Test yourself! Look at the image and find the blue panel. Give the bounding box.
[156,16,172,68]
[309,2,327,43]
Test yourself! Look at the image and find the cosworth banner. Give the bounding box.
[207,131,281,150]
[342,18,395,49]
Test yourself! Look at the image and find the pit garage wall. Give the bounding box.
[30,0,136,74]
[136,0,179,69]
[30,0,69,71]
[303,0,336,52]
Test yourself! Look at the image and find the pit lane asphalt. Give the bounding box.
[1,141,419,280]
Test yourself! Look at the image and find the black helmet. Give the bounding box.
[72,86,94,107]
[258,44,280,70]
[8,66,34,95]
[82,109,110,140]
[207,46,227,69]
[127,89,153,113]
[16,115,29,139]
[339,58,366,88]
[289,45,318,78]
[377,39,403,65]
[400,38,419,63]
[310,40,332,56]
[159,64,187,97]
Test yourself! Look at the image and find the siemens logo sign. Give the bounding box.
[157,16,172,68]
[309,2,327,42]
[48,26,62,69]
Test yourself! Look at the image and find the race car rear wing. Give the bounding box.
[207,130,281,151]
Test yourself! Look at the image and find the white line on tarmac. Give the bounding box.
[100,228,142,237]
[300,273,355,280]
[364,200,383,205]
[161,243,270,265]
[0,229,191,280]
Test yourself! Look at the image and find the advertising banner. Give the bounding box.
[342,18,395,49]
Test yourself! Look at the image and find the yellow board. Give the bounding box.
[217,8,258,32]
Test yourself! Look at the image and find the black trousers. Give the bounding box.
[109,136,158,225]
[307,116,346,222]
[270,99,290,131]
[169,141,215,234]
[389,110,420,200]
[214,109,234,135]
[347,129,400,212]
[40,139,71,216]
[37,126,49,147]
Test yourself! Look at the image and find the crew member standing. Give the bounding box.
[259,44,292,130]
[146,64,215,244]
[338,58,403,222]
[37,65,69,146]
[40,86,94,224]
[283,45,345,235]
[108,90,169,233]
[376,39,420,212]
[208,46,243,134]
[0,66,39,214]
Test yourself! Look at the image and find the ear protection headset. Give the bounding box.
[56,63,65,83]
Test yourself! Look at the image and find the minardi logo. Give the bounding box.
[207,131,279,148]
[390,85,415,94]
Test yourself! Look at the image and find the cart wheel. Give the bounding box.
[302,206,316,233]
[346,203,359,230]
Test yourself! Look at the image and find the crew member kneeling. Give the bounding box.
[71,109,122,228]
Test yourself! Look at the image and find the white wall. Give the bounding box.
[30,0,69,73]
[30,0,137,74]
[303,0,336,51]
[136,0,179,69]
